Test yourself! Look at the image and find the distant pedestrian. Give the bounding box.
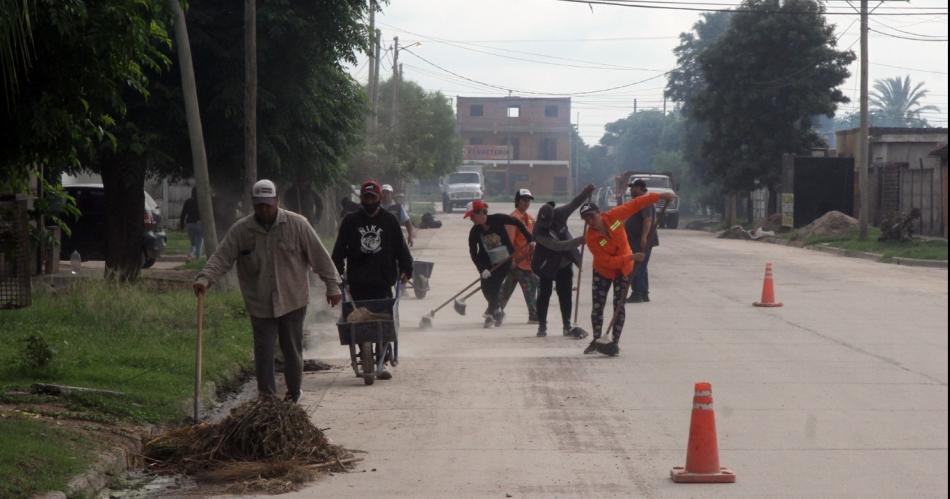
[465,200,534,328]
[498,189,540,324]
[625,178,659,303]
[193,179,342,402]
[381,184,414,247]
[179,187,203,261]
[531,184,596,337]
[580,189,675,355]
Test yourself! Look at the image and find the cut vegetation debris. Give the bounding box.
[792,211,858,241]
[145,398,360,493]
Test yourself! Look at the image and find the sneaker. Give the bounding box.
[583,340,598,354]
[536,325,547,337]
[376,368,393,380]
[528,313,539,324]
[568,327,588,339]
[493,309,505,327]
[626,294,644,304]
[642,294,650,303]
[283,391,301,403]
[483,316,493,328]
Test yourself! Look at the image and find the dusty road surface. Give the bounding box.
[222,210,947,499]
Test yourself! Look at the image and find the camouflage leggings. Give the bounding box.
[498,267,539,318]
[591,272,629,341]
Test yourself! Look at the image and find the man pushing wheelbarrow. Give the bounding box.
[332,180,413,382]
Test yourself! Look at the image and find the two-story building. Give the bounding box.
[457,96,573,198]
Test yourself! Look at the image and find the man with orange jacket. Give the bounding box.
[579,190,677,355]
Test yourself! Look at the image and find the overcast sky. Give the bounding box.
[346,0,949,144]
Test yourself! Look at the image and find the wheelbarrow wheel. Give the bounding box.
[361,341,375,385]
[413,275,429,299]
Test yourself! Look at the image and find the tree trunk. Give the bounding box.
[100,156,144,283]
[724,193,737,227]
[243,0,257,215]
[168,0,219,256]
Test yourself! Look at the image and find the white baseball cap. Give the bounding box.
[515,188,534,201]
[381,184,394,192]
[251,179,278,205]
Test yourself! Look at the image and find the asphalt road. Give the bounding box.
[228,209,948,499]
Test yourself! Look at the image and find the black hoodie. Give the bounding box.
[332,207,413,290]
[531,191,589,280]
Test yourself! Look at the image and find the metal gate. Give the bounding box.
[0,196,32,309]
[900,167,941,236]
[792,157,855,227]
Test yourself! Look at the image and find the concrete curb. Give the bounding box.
[755,236,948,269]
[36,427,149,499]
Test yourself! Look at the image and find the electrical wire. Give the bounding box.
[556,0,948,16]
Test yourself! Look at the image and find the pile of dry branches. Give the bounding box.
[145,397,360,493]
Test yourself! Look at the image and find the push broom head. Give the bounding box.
[419,314,433,329]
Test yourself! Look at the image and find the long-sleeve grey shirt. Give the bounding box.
[195,209,340,318]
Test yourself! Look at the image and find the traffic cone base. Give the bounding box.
[670,466,736,483]
[754,300,783,307]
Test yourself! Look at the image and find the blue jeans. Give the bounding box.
[631,244,652,298]
[186,222,203,258]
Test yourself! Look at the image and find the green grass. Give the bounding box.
[164,228,190,255]
[798,227,948,261]
[0,414,100,499]
[0,282,252,423]
[179,257,207,271]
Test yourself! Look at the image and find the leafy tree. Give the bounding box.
[600,110,681,173]
[666,12,733,198]
[352,78,461,184]
[870,75,940,128]
[691,0,854,194]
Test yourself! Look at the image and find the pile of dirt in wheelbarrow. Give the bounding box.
[144,397,361,494]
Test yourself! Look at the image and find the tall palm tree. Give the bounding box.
[870,75,940,127]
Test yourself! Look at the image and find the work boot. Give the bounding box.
[536,324,547,337]
[376,367,393,380]
[493,308,505,327]
[583,339,598,355]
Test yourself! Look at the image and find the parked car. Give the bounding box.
[441,170,484,212]
[59,184,167,268]
[598,173,680,228]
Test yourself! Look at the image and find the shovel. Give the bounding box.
[419,257,512,328]
[194,292,205,423]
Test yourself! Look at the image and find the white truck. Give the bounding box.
[441,168,485,213]
[597,172,680,229]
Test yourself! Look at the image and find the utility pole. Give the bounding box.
[371,28,381,134]
[575,111,581,192]
[391,36,400,172]
[366,2,376,137]
[662,95,667,115]
[634,98,638,114]
[858,0,870,239]
[243,0,257,216]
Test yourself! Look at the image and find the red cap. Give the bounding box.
[463,199,488,219]
[360,180,382,198]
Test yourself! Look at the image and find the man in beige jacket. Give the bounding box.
[193,179,342,402]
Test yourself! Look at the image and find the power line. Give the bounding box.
[556,0,948,15]
[401,48,672,96]
[868,27,948,40]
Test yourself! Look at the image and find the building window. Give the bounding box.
[507,105,520,118]
[508,138,520,160]
[469,137,483,145]
[545,105,559,118]
[470,104,483,117]
[540,138,557,160]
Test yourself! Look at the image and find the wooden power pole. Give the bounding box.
[243,0,257,215]
[858,0,870,239]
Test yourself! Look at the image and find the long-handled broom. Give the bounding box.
[194,292,205,423]
[419,257,513,328]
[453,252,531,316]
[568,193,594,339]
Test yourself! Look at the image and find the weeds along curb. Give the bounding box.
[756,236,948,268]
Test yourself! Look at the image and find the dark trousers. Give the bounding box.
[481,263,510,315]
[591,272,628,342]
[499,267,539,318]
[537,265,574,329]
[631,244,653,298]
[250,307,307,400]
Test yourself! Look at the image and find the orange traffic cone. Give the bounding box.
[670,382,735,483]
[753,262,783,307]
